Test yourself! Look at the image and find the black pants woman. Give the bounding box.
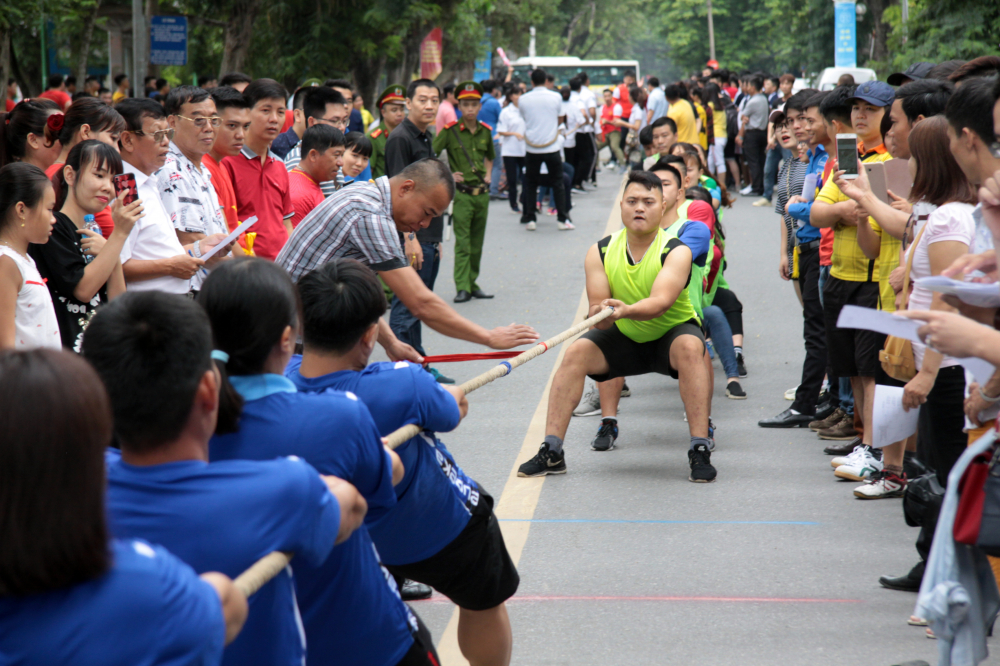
[503,156,524,213]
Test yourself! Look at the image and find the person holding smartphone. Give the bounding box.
[29,140,142,352]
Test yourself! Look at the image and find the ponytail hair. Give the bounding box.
[57,97,126,147]
[0,99,61,168]
[52,140,123,212]
[0,162,53,233]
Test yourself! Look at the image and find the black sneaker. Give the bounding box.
[736,353,747,378]
[591,418,618,451]
[725,380,746,400]
[688,443,717,483]
[399,579,432,600]
[517,443,567,477]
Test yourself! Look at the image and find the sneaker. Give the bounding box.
[621,381,631,397]
[557,220,575,230]
[752,198,771,207]
[725,380,747,400]
[546,207,557,216]
[526,221,537,231]
[854,470,907,499]
[830,442,867,469]
[688,443,717,483]
[784,385,798,401]
[809,408,845,432]
[427,367,455,384]
[740,184,754,195]
[572,185,588,194]
[517,443,567,477]
[399,579,432,600]
[707,419,717,452]
[736,353,747,378]
[572,382,602,417]
[591,418,618,451]
[817,413,860,440]
[834,447,883,481]
[824,435,861,456]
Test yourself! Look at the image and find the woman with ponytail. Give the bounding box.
[0,98,63,170]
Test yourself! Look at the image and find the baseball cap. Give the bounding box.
[886,62,935,87]
[769,109,787,125]
[848,81,895,107]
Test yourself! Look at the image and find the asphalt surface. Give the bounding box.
[372,173,982,665]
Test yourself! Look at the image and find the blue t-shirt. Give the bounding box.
[0,539,225,666]
[106,456,340,666]
[209,374,415,666]
[478,95,501,140]
[675,219,711,268]
[287,357,477,564]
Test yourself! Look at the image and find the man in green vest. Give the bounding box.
[369,84,407,179]
[518,171,717,483]
[433,80,496,303]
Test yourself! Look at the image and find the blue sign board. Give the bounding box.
[150,16,187,66]
[473,28,492,83]
[834,0,857,68]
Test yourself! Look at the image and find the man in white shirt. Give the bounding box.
[576,73,599,187]
[568,77,594,193]
[646,77,668,124]
[518,68,569,231]
[116,98,229,294]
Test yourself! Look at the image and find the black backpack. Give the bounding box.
[725,104,739,141]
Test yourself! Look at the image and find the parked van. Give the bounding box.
[813,67,878,90]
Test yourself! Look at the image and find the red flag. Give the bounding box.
[420,28,443,80]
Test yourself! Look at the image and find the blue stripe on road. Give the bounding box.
[499,519,819,525]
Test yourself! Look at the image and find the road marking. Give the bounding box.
[422,594,862,604]
[499,518,820,526]
[434,186,624,665]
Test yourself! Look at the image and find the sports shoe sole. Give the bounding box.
[517,467,567,478]
[834,467,876,482]
[591,441,616,452]
[818,430,860,440]
[854,488,904,499]
[689,475,716,483]
[725,390,747,400]
[572,407,602,417]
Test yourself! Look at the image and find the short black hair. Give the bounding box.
[301,124,345,158]
[46,74,64,90]
[163,85,211,116]
[651,115,677,135]
[639,125,653,147]
[648,77,661,88]
[819,85,855,126]
[243,78,287,109]
[651,153,687,176]
[804,90,830,110]
[531,69,547,86]
[200,74,218,85]
[324,79,353,93]
[686,185,713,204]
[84,75,98,84]
[897,78,953,124]
[648,161,682,187]
[82,291,214,452]
[210,85,250,112]
[115,97,165,132]
[344,131,372,158]
[784,89,819,113]
[944,75,998,145]
[303,86,346,120]
[219,72,253,87]
[299,259,387,354]
[65,76,77,86]
[569,77,582,92]
[624,170,663,193]
[481,79,497,94]
[144,75,157,86]
[114,73,128,86]
[155,78,168,90]
[407,79,439,99]
[664,84,683,100]
[442,82,456,97]
[291,86,311,111]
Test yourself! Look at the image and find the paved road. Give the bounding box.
[375,176,975,665]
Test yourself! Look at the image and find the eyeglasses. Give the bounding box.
[314,117,348,130]
[131,127,175,143]
[176,115,222,128]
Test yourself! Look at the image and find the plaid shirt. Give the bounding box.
[275,176,406,282]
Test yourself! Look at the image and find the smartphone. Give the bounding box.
[836,133,859,179]
[112,173,138,205]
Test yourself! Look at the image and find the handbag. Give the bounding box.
[954,439,1000,556]
[904,471,945,528]
[879,222,927,381]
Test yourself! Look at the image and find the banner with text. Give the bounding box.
[421,28,443,81]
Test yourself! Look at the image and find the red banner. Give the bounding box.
[420,28,443,80]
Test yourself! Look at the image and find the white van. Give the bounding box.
[812,67,878,91]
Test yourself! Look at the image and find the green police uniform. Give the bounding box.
[370,84,406,179]
[432,81,496,294]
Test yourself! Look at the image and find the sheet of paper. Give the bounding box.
[872,385,919,448]
[914,275,1000,308]
[201,216,257,261]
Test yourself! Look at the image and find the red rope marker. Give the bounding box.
[421,351,522,364]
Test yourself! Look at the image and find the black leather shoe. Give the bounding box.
[399,579,433,601]
[470,289,494,299]
[813,400,837,422]
[879,561,924,592]
[824,435,861,456]
[758,408,814,428]
[454,290,471,303]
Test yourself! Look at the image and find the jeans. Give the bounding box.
[743,129,767,195]
[791,246,828,414]
[503,156,524,211]
[762,146,790,201]
[818,264,854,416]
[389,241,439,357]
[489,139,502,196]
[702,305,739,379]
[522,151,568,223]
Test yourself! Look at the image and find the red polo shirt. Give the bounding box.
[288,169,324,229]
[38,89,70,110]
[223,146,293,261]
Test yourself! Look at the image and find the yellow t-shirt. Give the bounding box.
[695,103,709,150]
[868,217,902,311]
[668,101,699,145]
[712,104,727,142]
[112,90,127,104]
[816,148,894,282]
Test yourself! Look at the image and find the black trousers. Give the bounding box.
[743,129,767,195]
[711,287,744,337]
[502,156,524,212]
[521,150,568,223]
[573,133,596,187]
[791,246,828,414]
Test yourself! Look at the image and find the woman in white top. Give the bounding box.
[496,83,526,214]
[614,86,647,168]
[0,162,61,349]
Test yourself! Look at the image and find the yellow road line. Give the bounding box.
[434,184,624,665]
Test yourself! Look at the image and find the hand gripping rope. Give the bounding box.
[232,306,615,597]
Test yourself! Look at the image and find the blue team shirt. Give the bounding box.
[478,95,501,140]
[0,539,225,666]
[209,373,416,666]
[675,219,712,267]
[106,456,340,666]
[287,357,477,564]
[787,144,829,241]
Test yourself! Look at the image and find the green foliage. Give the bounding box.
[879,0,1000,76]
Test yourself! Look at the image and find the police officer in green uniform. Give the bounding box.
[369,84,407,179]
[433,81,496,303]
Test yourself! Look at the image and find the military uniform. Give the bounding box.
[370,84,405,179]
[433,81,496,297]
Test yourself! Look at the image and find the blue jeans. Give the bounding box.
[762,146,790,201]
[818,264,854,416]
[389,241,439,357]
[702,305,740,379]
[489,139,502,196]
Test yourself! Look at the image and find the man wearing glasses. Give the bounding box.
[116,97,231,295]
[282,86,350,197]
[157,86,235,291]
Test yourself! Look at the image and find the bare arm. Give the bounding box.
[73,195,143,302]
[584,244,615,329]
[321,475,368,544]
[856,218,881,261]
[778,216,790,281]
[810,199,858,229]
[444,385,469,421]
[122,254,204,283]
[0,257,21,349]
[199,572,248,646]
[384,445,404,485]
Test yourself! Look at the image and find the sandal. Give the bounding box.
[908,616,928,626]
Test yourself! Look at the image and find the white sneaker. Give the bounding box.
[830,443,867,469]
[854,471,906,499]
[784,385,798,401]
[573,382,602,417]
[558,220,575,231]
[834,447,883,481]
[751,198,771,207]
[526,221,537,231]
[740,185,754,195]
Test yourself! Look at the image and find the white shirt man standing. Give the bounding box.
[646,77,668,123]
[518,68,570,231]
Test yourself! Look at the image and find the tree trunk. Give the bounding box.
[0,30,10,101]
[75,0,103,85]
[866,0,890,63]
[219,0,262,77]
[351,52,386,114]
[9,33,36,97]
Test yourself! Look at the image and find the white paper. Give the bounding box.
[871,385,919,448]
[201,216,257,261]
[914,275,1000,309]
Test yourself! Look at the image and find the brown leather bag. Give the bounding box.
[879,221,927,381]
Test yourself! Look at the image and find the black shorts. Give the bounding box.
[581,321,706,381]
[387,487,519,611]
[394,611,440,666]
[822,276,882,378]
